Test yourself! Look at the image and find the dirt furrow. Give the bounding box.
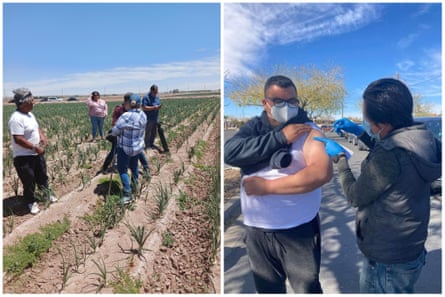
[3,109,220,293]
[62,113,218,293]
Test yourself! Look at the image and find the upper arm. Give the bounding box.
[9,118,24,136]
[260,128,333,195]
[303,129,333,180]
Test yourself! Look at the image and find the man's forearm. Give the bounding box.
[263,165,332,195]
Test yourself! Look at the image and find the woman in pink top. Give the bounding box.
[87,91,108,141]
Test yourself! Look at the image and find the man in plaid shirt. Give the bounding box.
[111,94,147,204]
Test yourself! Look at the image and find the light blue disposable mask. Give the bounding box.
[363,120,381,141]
[271,103,299,123]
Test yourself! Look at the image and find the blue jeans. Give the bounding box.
[104,141,148,172]
[359,250,426,293]
[117,147,139,195]
[138,151,149,170]
[90,116,105,138]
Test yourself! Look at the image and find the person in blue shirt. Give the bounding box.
[111,94,147,204]
[142,84,162,150]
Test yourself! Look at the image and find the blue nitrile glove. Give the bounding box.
[333,118,364,136]
[313,136,347,157]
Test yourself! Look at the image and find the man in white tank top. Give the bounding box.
[225,75,333,293]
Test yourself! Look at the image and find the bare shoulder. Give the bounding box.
[303,128,326,153]
[306,127,324,140]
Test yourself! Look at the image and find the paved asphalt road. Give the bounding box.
[223,130,442,294]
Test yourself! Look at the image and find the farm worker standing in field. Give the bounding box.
[314,78,442,293]
[87,90,108,142]
[8,88,58,215]
[224,75,333,293]
[100,92,150,175]
[111,94,147,204]
[142,84,169,152]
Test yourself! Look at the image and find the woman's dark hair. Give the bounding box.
[264,75,297,96]
[150,84,158,92]
[363,78,413,129]
[123,92,133,102]
[91,91,100,97]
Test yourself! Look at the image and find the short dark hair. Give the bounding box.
[150,84,158,92]
[123,92,133,102]
[363,78,413,129]
[264,75,297,97]
[92,91,100,97]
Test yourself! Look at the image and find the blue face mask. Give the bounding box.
[362,120,381,141]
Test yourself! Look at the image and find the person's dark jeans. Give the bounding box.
[13,155,50,204]
[90,116,105,138]
[145,121,157,148]
[138,151,149,172]
[117,147,139,195]
[244,215,323,293]
[103,139,148,173]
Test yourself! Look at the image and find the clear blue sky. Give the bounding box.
[224,3,441,119]
[3,3,220,97]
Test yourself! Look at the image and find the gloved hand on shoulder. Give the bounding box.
[313,137,347,158]
[333,118,364,136]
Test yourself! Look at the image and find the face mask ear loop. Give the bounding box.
[376,126,384,139]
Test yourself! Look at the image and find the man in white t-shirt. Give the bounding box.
[224,75,333,293]
[8,88,57,214]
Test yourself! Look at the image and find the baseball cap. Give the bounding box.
[129,94,141,106]
[13,88,32,106]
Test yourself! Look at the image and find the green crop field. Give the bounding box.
[3,94,221,293]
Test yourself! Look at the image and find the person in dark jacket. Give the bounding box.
[224,75,333,293]
[315,78,441,293]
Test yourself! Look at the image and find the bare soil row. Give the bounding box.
[3,110,220,293]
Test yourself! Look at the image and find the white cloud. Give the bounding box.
[224,3,380,79]
[397,48,441,98]
[396,60,415,71]
[3,56,220,97]
[397,33,420,49]
[411,4,432,18]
